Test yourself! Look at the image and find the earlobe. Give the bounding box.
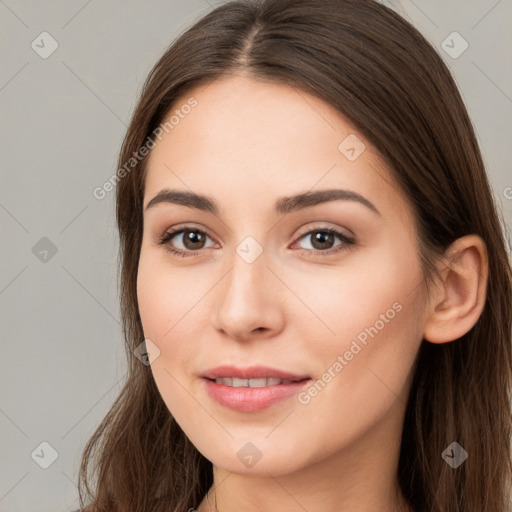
[423,234,489,344]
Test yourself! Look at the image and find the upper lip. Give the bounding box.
[200,365,311,381]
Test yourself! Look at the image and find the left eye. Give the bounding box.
[157,226,355,257]
[294,228,354,253]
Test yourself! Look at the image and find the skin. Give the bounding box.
[136,74,488,512]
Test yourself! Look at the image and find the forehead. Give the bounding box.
[143,74,408,222]
[150,74,351,157]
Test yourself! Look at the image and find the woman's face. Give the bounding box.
[137,74,428,476]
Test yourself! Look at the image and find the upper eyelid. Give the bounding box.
[163,224,218,244]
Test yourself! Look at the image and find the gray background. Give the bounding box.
[1,0,511,510]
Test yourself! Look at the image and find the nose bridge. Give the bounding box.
[223,230,271,294]
[213,239,283,338]
[221,244,270,311]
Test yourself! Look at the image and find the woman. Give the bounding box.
[77,0,512,511]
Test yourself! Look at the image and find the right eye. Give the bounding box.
[158,227,217,257]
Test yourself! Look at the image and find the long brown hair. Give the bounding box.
[77,1,512,510]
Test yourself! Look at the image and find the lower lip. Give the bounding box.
[202,378,312,412]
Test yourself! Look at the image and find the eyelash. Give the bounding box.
[156,225,356,258]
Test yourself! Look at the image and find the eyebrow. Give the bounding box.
[144,188,381,216]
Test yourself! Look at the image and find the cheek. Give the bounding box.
[137,259,167,341]
[137,255,205,420]
[136,253,211,371]
[137,252,195,339]
[293,240,424,419]
[290,239,422,346]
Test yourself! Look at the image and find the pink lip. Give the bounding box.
[200,365,310,381]
[202,378,312,412]
[200,365,311,412]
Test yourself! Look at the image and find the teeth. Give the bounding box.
[213,377,296,387]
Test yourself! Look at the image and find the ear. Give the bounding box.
[423,234,489,344]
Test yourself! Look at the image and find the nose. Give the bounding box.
[212,249,285,342]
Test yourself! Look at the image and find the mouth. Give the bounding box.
[201,376,313,412]
[200,364,311,382]
[204,376,310,387]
